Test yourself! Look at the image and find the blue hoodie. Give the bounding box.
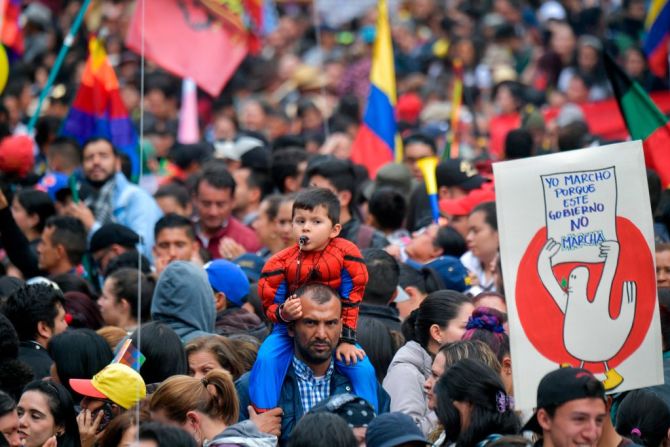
[150,261,215,343]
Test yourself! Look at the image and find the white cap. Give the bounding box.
[538,1,567,23]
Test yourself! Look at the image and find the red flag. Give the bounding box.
[125,0,247,97]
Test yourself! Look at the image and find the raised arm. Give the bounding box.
[537,238,568,313]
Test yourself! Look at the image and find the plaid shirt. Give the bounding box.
[292,356,334,413]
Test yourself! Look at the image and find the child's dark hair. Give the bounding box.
[292,188,340,225]
[616,389,670,447]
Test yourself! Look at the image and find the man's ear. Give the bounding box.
[36,320,52,341]
[438,186,451,200]
[214,292,227,312]
[537,408,552,431]
[55,243,68,262]
[114,157,122,172]
[287,321,296,338]
[337,190,352,208]
[248,186,262,205]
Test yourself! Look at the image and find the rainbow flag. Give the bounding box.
[61,37,139,180]
[112,339,145,371]
[350,0,398,178]
[644,0,670,78]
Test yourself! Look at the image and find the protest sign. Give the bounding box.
[494,141,663,409]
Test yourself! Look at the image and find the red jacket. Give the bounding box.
[197,217,262,259]
[258,237,368,343]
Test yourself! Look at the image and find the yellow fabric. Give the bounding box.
[92,363,146,409]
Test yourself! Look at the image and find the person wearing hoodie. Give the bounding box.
[150,261,216,343]
[383,291,473,436]
[149,370,278,447]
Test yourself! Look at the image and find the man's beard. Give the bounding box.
[294,338,333,366]
[87,172,115,189]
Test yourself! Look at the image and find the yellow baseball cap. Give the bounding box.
[70,363,146,409]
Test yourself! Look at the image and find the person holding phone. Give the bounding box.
[69,363,146,447]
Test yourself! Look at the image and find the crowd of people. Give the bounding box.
[0,0,669,446]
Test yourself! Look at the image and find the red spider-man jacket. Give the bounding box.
[258,237,368,344]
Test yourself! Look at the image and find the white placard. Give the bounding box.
[494,141,663,410]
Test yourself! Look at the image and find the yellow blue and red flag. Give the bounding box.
[61,37,139,180]
[644,0,670,78]
[351,0,399,178]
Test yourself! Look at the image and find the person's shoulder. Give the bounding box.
[264,245,299,266]
[328,237,363,257]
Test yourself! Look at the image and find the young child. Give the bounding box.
[250,187,378,412]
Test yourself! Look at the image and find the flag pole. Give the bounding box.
[27,0,92,132]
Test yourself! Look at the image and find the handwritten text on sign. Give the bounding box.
[541,167,617,264]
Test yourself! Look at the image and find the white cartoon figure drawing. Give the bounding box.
[537,237,637,390]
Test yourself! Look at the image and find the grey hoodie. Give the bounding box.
[150,261,216,343]
[206,420,277,447]
[382,340,437,436]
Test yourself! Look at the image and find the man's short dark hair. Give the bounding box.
[2,284,64,341]
[504,128,534,160]
[194,161,236,195]
[369,187,406,231]
[45,216,87,265]
[305,157,356,196]
[293,188,340,225]
[48,137,81,169]
[82,136,118,156]
[245,168,275,199]
[270,147,309,192]
[362,249,399,305]
[155,183,191,209]
[403,132,438,154]
[154,213,196,240]
[295,283,339,305]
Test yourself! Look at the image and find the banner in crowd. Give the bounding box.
[125,0,247,97]
[493,141,663,409]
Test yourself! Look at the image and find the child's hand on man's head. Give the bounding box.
[336,342,365,365]
[280,294,303,321]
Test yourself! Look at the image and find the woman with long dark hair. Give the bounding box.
[384,290,474,435]
[17,380,80,447]
[434,359,519,446]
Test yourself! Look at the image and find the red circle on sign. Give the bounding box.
[515,217,656,372]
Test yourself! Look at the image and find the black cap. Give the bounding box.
[89,224,140,253]
[435,159,486,190]
[523,367,606,433]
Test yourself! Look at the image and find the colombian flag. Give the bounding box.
[351,0,398,178]
[61,37,139,180]
[605,53,670,188]
[644,0,670,78]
